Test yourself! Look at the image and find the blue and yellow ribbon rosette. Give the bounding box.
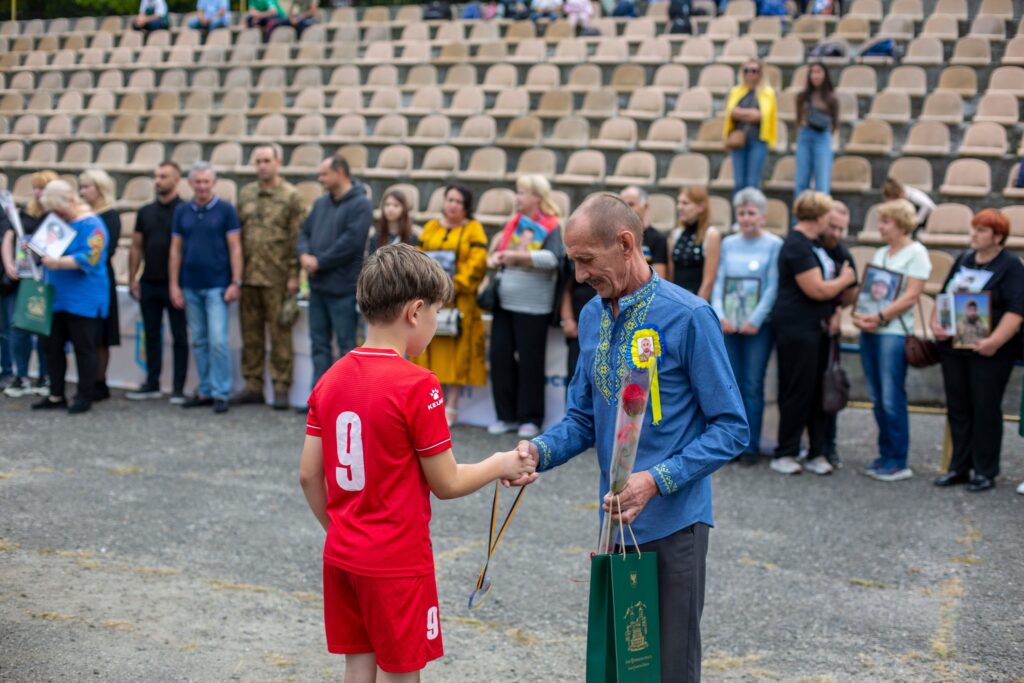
[628,326,663,425]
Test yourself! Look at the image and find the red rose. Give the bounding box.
[621,383,647,416]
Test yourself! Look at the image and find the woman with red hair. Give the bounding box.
[932,208,1024,493]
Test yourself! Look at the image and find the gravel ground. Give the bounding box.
[1,391,1022,683]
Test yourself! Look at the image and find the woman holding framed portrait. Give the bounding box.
[711,188,783,466]
[931,209,1024,493]
[853,199,931,483]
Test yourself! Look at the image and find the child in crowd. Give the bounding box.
[299,243,535,682]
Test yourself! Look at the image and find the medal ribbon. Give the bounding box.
[468,482,527,610]
[648,364,662,425]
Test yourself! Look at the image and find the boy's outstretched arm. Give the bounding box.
[421,449,537,500]
[298,435,330,531]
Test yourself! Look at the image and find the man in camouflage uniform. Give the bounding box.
[235,144,305,409]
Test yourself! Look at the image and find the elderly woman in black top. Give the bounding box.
[932,209,1024,493]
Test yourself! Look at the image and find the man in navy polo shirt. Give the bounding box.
[169,161,243,414]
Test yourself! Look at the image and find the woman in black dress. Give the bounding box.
[78,169,121,401]
[668,185,720,301]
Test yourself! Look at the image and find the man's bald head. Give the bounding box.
[567,193,644,247]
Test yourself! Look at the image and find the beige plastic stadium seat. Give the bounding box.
[482,63,519,92]
[957,122,1008,157]
[293,114,327,139]
[591,38,629,65]
[452,115,497,146]
[624,17,657,43]
[923,250,956,294]
[844,119,893,155]
[655,152,712,189]
[550,38,586,66]
[921,14,958,42]
[707,16,740,42]
[122,177,155,206]
[792,15,826,43]
[283,144,324,173]
[675,36,714,65]
[592,117,639,150]
[331,114,367,142]
[496,116,542,148]
[523,64,561,93]
[669,87,714,121]
[337,145,368,175]
[748,17,783,41]
[1004,163,1024,200]
[545,116,590,149]
[689,117,726,153]
[26,142,57,166]
[837,65,877,97]
[1003,207,1024,249]
[535,91,573,120]
[611,65,646,94]
[639,119,687,152]
[834,16,871,43]
[867,90,911,123]
[475,188,516,227]
[555,150,607,186]
[579,89,618,119]
[719,37,759,65]
[509,148,557,181]
[969,14,1006,41]
[366,64,399,89]
[651,64,689,94]
[605,152,656,187]
[407,115,451,146]
[766,36,805,66]
[567,64,603,92]
[830,156,872,193]
[919,91,964,125]
[764,156,796,191]
[876,15,915,41]
[405,87,443,116]
[362,88,401,117]
[210,142,242,171]
[1004,35,1024,65]
[505,39,543,66]
[489,89,529,117]
[634,37,672,65]
[622,88,665,121]
[887,66,927,97]
[449,87,485,116]
[903,37,943,66]
[696,65,736,97]
[919,203,973,247]
[951,37,992,66]
[365,114,409,145]
[0,141,23,163]
[410,145,460,180]
[940,160,992,197]
[710,157,734,192]
[460,147,507,181]
[327,88,364,114]
[888,157,933,192]
[364,145,413,179]
[987,67,1024,97]
[96,142,129,169]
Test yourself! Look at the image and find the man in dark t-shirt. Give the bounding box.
[126,162,189,404]
[621,186,669,278]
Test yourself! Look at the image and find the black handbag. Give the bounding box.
[822,337,850,414]
[806,107,833,132]
[477,270,501,312]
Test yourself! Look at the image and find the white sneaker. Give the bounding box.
[1016,481,1024,495]
[517,422,540,438]
[770,456,803,475]
[803,456,835,476]
[487,420,516,435]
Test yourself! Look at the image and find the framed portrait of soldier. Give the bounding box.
[953,292,991,350]
[935,293,956,337]
[855,265,903,317]
[723,277,760,327]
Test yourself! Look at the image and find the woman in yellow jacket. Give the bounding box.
[412,184,489,426]
[724,59,778,197]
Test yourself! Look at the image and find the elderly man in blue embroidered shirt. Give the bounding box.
[513,193,748,683]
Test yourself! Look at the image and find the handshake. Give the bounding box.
[493,440,541,488]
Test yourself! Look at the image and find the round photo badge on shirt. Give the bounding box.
[749,259,760,272]
[629,326,663,425]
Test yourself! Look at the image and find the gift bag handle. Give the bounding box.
[614,496,641,559]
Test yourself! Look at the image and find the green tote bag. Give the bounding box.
[586,543,661,682]
[12,278,54,337]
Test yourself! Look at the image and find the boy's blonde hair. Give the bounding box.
[357,243,454,325]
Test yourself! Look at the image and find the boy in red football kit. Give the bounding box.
[299,244,535,683]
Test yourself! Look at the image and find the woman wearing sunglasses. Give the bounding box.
[724,60,778,197]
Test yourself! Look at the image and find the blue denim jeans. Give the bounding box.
[731,137,769,196]
[183,287,231,400]
[0,292,13,375]
[723,326,774,455]
[859,332,910,468]
[188,15,231,30]
[793,126,834,200]
[308,289,358,386]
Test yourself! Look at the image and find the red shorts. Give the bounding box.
[323,563,444,673]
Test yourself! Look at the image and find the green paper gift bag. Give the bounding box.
[12,278,53,337]
[586,550,661,683]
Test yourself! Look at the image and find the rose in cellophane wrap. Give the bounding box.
[597,368,650,554]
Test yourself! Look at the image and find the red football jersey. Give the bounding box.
[306,348,452,577]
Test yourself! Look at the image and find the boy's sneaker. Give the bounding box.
[803,456,834,476]
[125,384,163,401]
[32,377,50,396]
[213,398,229,414]
[517,422,540,438]
[3,377,32,398]
[770,456,803,475]
[169,392,186,406]
[865,465,913,482]
[487,420,517,435]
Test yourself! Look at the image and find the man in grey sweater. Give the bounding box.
[297,155,372,389]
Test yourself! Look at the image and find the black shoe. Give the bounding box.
[272,394,290,411]
[295,403,309,414]
[738,452,760,467]
[125,384,163,401]
[934,471,971,487]
[967,476,995,493]
[68,400,92,414]
[32,396,68,410]
[182,395,214,408]
[232,390,264,405]
[93,382,111,401]
[213,398,229,414]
